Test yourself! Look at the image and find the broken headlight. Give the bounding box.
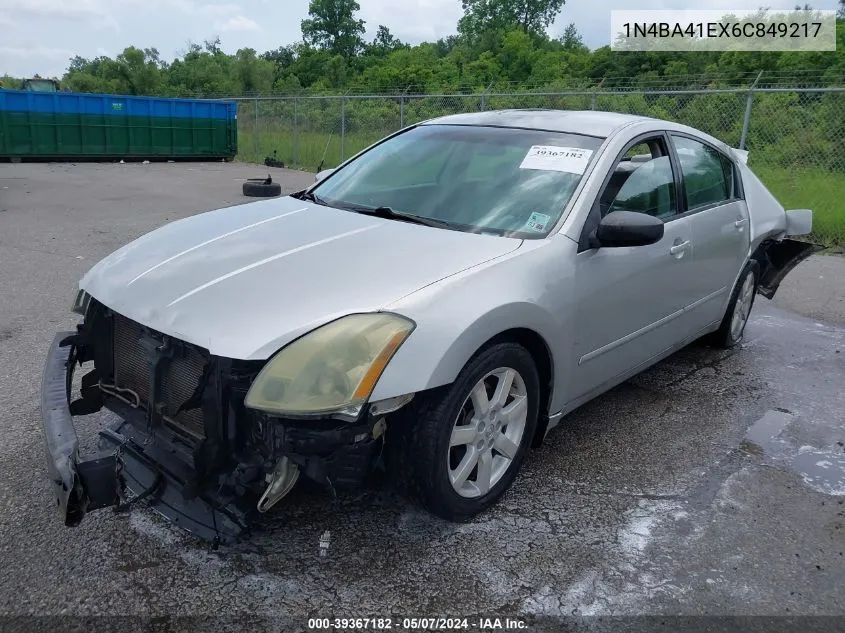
[244,313,415,419]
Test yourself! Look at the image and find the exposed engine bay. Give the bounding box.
[56,299,390,545]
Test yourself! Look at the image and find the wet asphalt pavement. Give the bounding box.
[0,163,843,620]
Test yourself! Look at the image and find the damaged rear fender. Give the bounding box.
[753,238,825,300]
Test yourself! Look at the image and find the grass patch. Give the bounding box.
[238,128,385,172]
[237,127,844,248]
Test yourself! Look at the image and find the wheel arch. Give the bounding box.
[749,237,824,300]
[372,302,565,444]
[406,325,555,448]
[479,328,555,448]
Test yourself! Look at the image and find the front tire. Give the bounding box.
[389,343,540,520]
[711,261,759,348]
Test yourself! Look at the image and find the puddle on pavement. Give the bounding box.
[745,409,794,448]
[743,409,845,496]
[792,449,845,495]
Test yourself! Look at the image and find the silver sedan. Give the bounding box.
[42,110,819,543]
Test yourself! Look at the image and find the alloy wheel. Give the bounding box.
[730,271,756,342]
[447,367,528,498]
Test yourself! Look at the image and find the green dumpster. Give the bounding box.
[0,89,238,160]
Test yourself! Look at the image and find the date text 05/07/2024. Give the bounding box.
[306,617,529,631]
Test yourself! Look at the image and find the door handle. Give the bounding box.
[734,219,748,228]
[669,240,691,256]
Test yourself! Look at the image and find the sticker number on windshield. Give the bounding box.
[519,146,593,174]
[524,211,551,232]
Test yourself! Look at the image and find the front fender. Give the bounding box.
[370,238,575,413]
[371,301,564,403]
[429,304,560,388]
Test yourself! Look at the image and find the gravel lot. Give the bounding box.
[0,162,843,624]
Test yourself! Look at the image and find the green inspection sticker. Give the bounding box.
[525,211,551,232]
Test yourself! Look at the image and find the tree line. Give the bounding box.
[1,0,843,97]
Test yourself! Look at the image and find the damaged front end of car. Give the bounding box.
[41,299,414,545]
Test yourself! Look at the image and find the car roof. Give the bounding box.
[421,109,654,138]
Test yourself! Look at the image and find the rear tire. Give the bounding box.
[711,261,759,348]
[388,343,539,520]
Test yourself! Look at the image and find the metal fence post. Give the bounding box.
[293,97,299,166]
[480,81,494,112]
[591,91,597,111]
[340,96,346,162]
[253,98,258,156]
[400,85,411,130]
[739,91,754,150]
[739,71,763,150]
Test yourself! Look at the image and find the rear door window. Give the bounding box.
[671,135,733,211]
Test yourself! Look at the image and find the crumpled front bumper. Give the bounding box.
[39,332,250,545]
[40,331,110,526]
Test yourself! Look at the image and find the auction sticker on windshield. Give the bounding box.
[519,145,593,174]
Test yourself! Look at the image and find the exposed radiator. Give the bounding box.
[112,314,209,440]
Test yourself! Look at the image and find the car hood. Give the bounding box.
[80,196,521,360]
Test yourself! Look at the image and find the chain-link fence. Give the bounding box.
[233,84,845,247]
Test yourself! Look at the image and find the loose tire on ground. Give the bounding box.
[387,342,540,521]
[711,260,760,348]
[243,179,282,197]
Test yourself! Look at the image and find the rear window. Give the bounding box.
[312,124,604,238]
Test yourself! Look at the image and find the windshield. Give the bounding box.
[311,124,604,238]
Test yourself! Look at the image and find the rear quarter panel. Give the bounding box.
[737,161,788,252]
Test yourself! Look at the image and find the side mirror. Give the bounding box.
[315,168,335,184]
[595,210,664,248]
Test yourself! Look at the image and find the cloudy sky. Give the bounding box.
[0,0,839,78]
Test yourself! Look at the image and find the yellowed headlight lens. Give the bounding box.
[244,313,414,416]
